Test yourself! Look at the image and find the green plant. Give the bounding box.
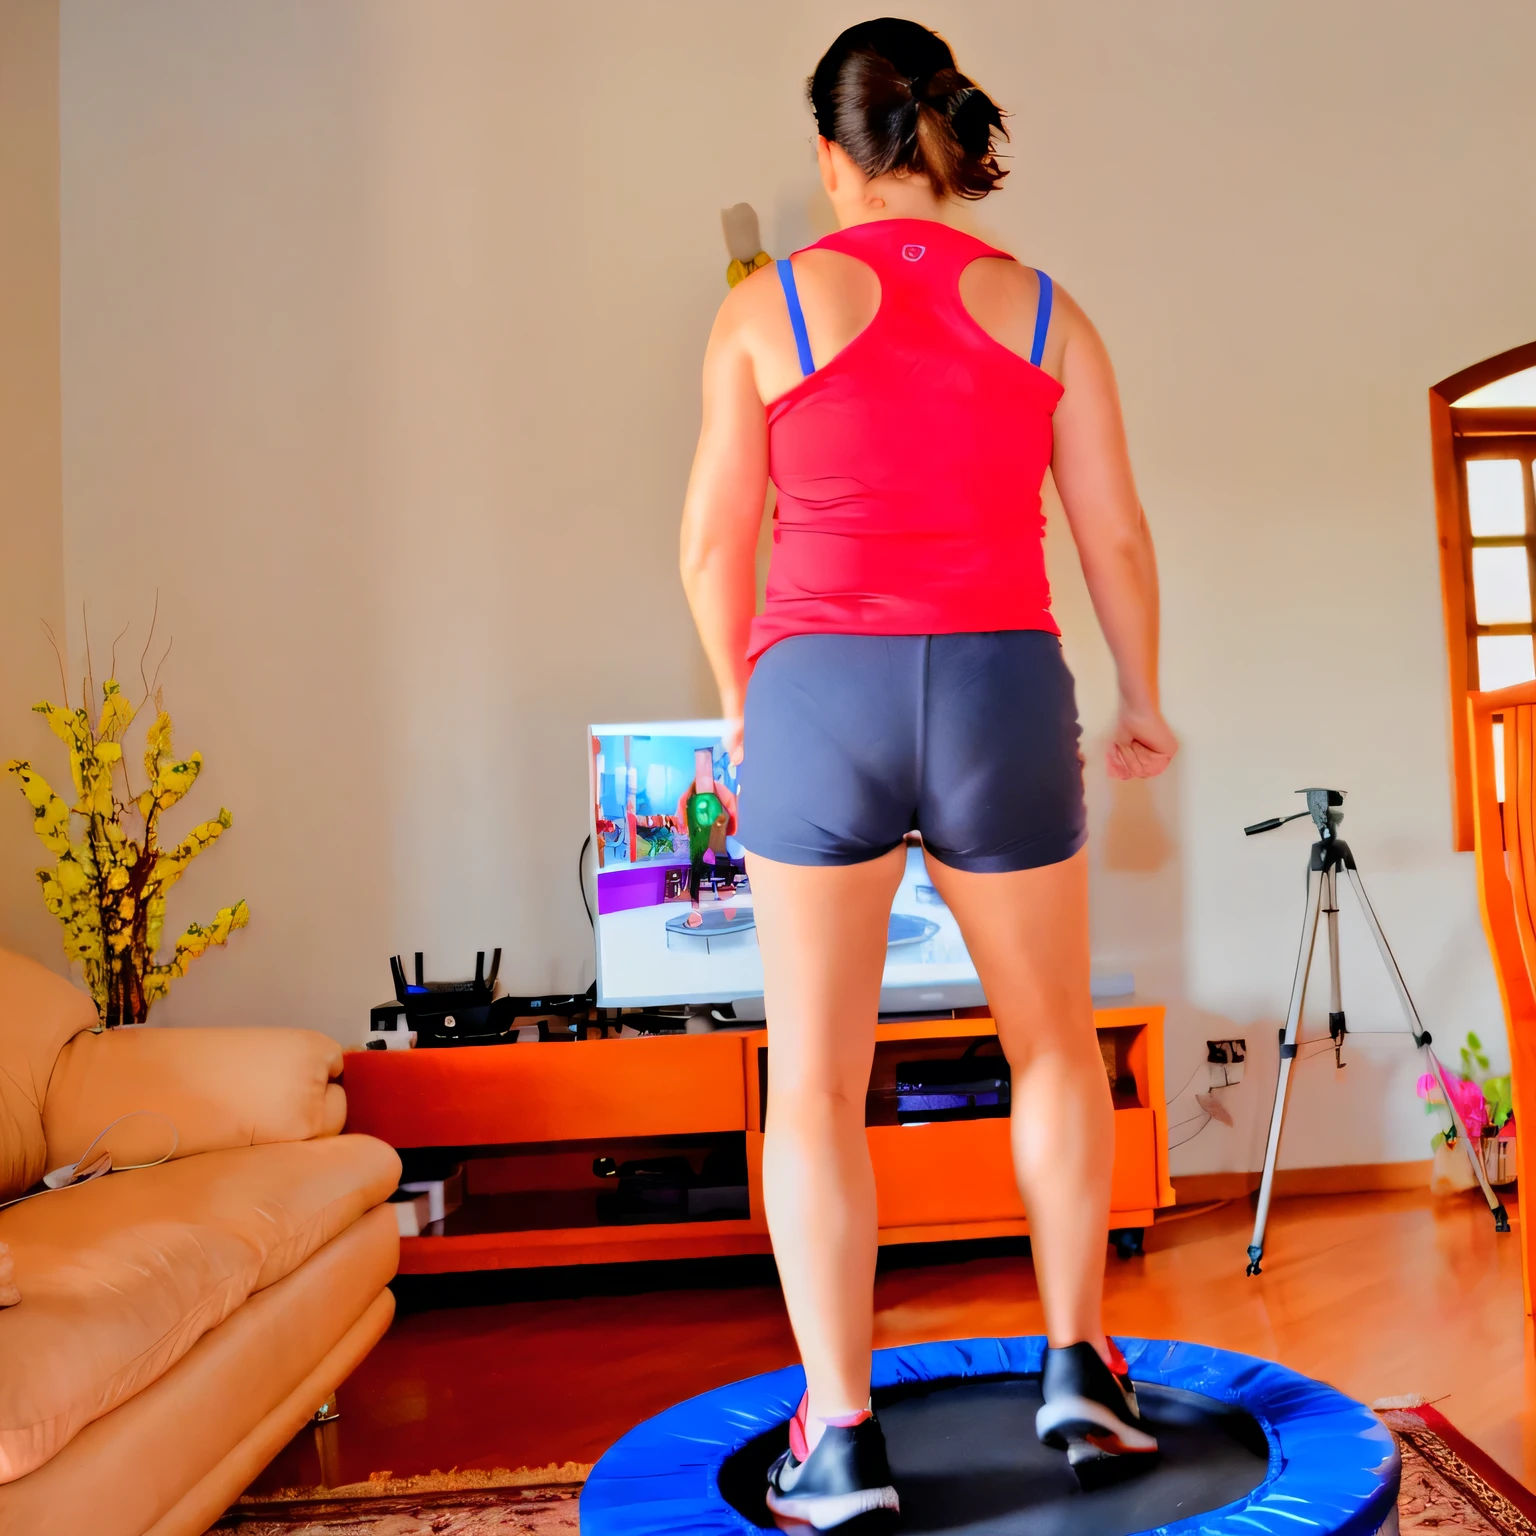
[1459,1031,1492,1081]
[1484,1073,1514,1131]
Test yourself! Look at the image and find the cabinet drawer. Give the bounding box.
[344,1034,747,1146]
[868,1108,1158,1229]
[1109,1108,1158,1210]
[869,1120,1019,1227]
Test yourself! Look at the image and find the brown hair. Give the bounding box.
[807,18,1007,201]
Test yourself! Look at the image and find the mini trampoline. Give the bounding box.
[580,1337,1400,1536]
[664,911,939,953]
[665,907,758,950]
[887,914,940,947]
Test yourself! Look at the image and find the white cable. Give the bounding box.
[0,1111,179,1213]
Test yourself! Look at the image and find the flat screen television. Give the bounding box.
[588,718,992,1015]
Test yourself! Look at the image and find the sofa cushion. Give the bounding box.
[0,952,98,1200]
[0,1208,398,1536]
[0,1133,399,1483]
[44,1024,346,1171]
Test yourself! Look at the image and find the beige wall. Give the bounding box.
[0,0,66,970]
[49,2,1536,1171]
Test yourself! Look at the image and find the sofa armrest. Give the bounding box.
[41,1026,346,1170]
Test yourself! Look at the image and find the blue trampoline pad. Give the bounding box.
[581,1337,1400,1536]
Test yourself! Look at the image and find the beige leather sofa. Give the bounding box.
[0,950,401,1536]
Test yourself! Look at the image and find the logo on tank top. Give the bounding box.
[902,244,926,261]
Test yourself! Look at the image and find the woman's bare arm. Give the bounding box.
[1049,289,1176,780]
[678,285,771,760]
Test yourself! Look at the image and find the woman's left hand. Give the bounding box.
[1107,705,1177,781]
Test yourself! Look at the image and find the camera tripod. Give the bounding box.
[1242,789,1509,1275]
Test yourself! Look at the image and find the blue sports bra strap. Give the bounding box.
[776,258,815,377]
[1029,270,1054,369]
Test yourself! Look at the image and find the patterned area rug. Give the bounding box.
[210,1403,1536,1534]
[1376,1399,1536,1535]
[210,1466,587,1535]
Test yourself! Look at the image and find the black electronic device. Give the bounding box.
[370,999,406,1033]
[409,997,523,1048]
[894,1041,1010,1124]
[592,1149,749,1224]
[390,950,515,1048]
[390,950,502,1003]
[376,958,603,1047]
[495,987,596,1041]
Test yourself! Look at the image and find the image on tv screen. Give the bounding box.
[587,720,986,1012]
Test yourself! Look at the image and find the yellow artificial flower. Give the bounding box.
[97,682,135,740]
[57,858,91,896]
[153,753,202,811]
[9,675,247,1026]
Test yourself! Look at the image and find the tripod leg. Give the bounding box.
[1248,867,1324,1275]
[1325,867,1346,1059]
[1340,866,1427,1039]
[1424,1043,1510,1229]
[1342,867,1509,1231]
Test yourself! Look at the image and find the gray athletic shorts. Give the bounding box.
[737,631,1087,873]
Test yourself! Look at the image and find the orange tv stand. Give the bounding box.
[342,1006,1176,1275]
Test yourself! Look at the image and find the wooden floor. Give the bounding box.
[247,1186,1536,1497]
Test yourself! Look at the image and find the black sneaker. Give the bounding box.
[765,1399,900,1530]
[1036,1341,1159,1490]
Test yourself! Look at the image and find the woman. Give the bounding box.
[679,18,1176,1529]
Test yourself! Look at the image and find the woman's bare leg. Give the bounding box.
[747,845,907,1427]
[921,845,1113,1356]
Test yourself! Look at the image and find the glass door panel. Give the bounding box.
[1467,459,1527,536]
[1477,633,1536,691]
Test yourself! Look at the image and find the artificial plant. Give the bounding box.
[5,620,247,1028]
[1417,1031,1515,1150]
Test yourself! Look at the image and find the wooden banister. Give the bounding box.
[1467,683,1536,1315]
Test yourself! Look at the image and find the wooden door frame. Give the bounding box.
[1431,340,1536,851]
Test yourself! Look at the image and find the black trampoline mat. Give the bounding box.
[719,1376,1269,1534]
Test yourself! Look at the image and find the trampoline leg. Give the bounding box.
[1248,867,1323,1276]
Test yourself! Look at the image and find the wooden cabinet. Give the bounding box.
[342,1006,1175,1274]
[345,1031,748,1146]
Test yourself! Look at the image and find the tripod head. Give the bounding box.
[1244,788,1345,841]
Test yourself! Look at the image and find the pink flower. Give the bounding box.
[1417,1068,1487,1139]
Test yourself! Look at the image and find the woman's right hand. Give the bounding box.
[1107,704,1176,781]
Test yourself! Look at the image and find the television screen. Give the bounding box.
[588,719,988,1013]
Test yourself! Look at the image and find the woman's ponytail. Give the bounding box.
[808,20,1008,201]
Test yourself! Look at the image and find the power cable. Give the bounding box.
[1164,1058,1206,1107]
[1167,1110,1211,1132]
[1168,1113,1213,1151]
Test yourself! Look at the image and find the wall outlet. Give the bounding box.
[1207,1039,1246,1087]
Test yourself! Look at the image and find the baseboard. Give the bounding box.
[1171,1171,1260,1203]
[1173,1160,1432,1205]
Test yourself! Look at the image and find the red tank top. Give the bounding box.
[747,218,1063,663]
